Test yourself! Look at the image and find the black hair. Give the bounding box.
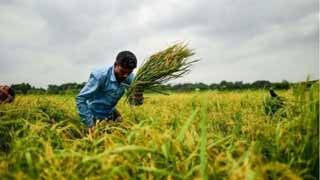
[115,51,137,69]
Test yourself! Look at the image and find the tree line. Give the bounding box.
[10,82,85,95]
[9,80,318,95]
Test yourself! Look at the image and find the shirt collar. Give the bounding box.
[110,65,117,82]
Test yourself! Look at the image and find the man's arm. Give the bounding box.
[75,73,99,128]
[127,74,144,106]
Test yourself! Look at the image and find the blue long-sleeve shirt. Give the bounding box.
[75,65,133,127]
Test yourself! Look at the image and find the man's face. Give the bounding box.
[114,64,133,82]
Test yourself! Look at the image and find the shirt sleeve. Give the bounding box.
[75,73,99,127]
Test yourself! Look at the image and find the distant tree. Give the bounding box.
[47,85,60,94]
[273,80,290,90]
[209,83,219,90]
[281,80,290,90]
[234,81,243,89]
[11,83,32,94]
[252,80,272,89]
[219,81,234,90]
[194,83,209,90]
[29,86,46,94]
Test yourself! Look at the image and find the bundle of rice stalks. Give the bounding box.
[127,42,198,105]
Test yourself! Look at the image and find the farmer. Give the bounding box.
[0,85,15,104]
[76,51,143,129]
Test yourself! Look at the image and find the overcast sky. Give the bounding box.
[0,0,318,88]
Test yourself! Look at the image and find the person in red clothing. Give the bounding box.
[0,85,15,104]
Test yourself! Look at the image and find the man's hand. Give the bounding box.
[129,89,144,106]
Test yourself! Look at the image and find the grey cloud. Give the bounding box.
[0,0,318,87]
[151,1,317,39]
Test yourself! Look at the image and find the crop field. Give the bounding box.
[0,83,318,179]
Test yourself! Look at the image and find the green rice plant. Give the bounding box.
[263,96,284,116]
[200,98,208,180]
[177,108,199,142]
[0,86,318,179]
